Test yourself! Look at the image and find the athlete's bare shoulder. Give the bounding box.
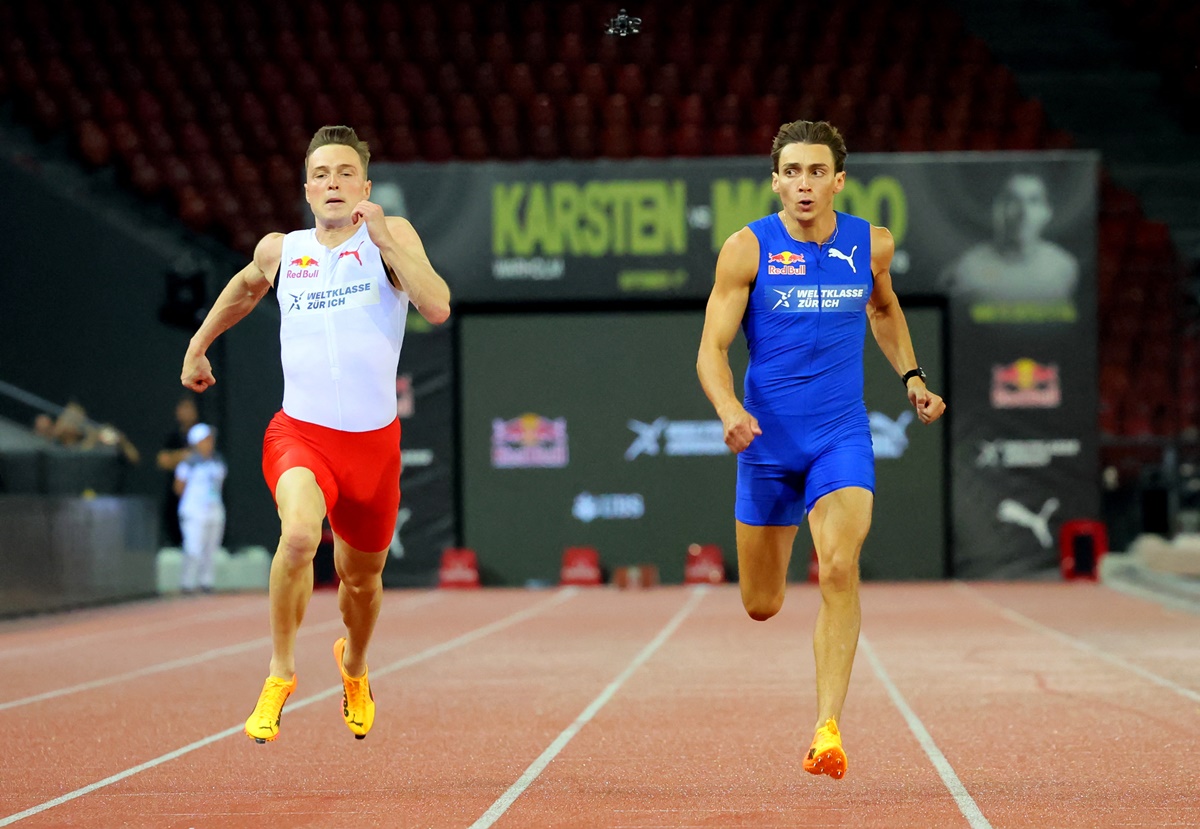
[253,232,285,286]
[384,215,419,240]
[870,224,894,274]
[716,226,760,287]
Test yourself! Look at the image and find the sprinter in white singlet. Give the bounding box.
[180,126,451,744]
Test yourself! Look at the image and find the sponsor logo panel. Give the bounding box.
[991,359,1061,408]
[572,492,645,523]
[976,439,1080,468]
[869,411,913,459]
[625,418,727,460]
[491,413,569,469]
[285,281,381,315]
[996,497,1060,548]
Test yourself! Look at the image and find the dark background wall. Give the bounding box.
[0,152,289,549]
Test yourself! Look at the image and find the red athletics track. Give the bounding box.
[1,582,1197,828]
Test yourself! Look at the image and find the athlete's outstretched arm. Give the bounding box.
[698,228,761,453]
[865,225,946,425]
[181,233,282,392]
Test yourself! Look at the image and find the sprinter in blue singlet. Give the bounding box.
[697,120,946,780]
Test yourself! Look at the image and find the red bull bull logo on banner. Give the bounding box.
[991,358,1061,408]
[766,250,806,276]
[491,413,569,468]
[287,256,320,280]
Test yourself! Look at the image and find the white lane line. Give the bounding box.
[0,598,265,660]
[960,584,1200,705]
[860,635,994,829]
[0,588,577,827]
[469,586,707,829]
[0,593,443,712]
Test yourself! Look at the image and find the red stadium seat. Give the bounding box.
[638,95,668,130]
[493,125,524,160]
[614,65,645,101]
[600,124,633,159]
[711,124,741,157]
[636,125,668,158]
[420,127,455,162]
[578,64,609,108]
[458,127,489,161]
[673,123,705,157]
[602,94,632,128]
[563,94,594,130]
[565,124,596,159]
[488,94,520,130]
[529,124,560,159]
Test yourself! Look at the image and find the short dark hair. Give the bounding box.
[304,125,370,177]
[770,120,847,174]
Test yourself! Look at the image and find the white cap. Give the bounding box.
[187,423,213,446]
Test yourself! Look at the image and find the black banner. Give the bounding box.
[382,315,457,587]
[456,308,946,586]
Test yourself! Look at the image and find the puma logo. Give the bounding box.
[868,410,913,459]
[828,245,858,273]
[339,242,364,266]
[997,497,1060,547]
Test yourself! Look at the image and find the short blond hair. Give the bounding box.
[304,125,370,177]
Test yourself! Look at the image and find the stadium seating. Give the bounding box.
[0,0,1194,438]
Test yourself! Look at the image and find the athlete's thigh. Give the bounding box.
[328,422,401,554]
[333,533,387,580]
[262,412,338,517]
[736,520,799,594]
[802,426,875,518]
[274,467,328,527]
[807,486,873,560]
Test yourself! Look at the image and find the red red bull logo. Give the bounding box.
[991,358,1061,408]
[767,250,806,276]
[767,251,804,264]
[491,413,569,468]
[286,255,320,280]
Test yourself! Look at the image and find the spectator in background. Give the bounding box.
[156,395,200,546]
[174,423,227,594]
[53,401,141,465]
[32,413,55,440]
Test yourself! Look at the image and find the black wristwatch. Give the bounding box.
[901,367,927,387]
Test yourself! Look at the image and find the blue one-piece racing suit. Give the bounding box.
[736,211,876,526]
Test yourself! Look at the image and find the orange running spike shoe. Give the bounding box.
[334,638,375,740]
[244,675,297,744]
[803,718,848,779]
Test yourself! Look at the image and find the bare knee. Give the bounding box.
[277,519,321,568]
[742,590,784,622]
[338,566,382,596]
[818,556,858,596]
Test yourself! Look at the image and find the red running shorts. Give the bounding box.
[262,410,401,553]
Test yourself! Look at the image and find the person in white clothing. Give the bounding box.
[179,125,451,744]
[174,423,226,595]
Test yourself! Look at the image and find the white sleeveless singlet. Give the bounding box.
[275,224,409,431]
